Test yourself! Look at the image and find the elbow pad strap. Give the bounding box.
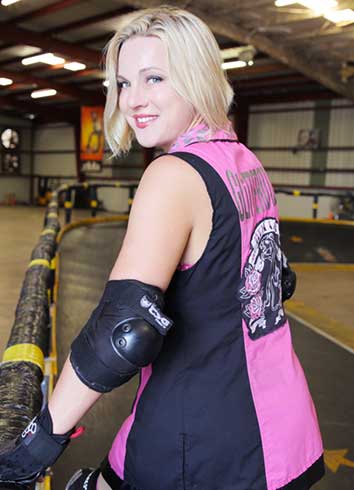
[113,281,173,336]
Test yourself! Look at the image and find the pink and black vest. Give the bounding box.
[108,124,324,490]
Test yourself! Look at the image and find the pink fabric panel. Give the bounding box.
[171,128,323,488]
[242,321,323,489]
[177,262,194,271]
[109,365,153,479]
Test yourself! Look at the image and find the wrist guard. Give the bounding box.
[0,405,74,486]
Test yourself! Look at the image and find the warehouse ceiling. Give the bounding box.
[0,0,353,124]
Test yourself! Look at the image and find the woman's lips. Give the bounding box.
[133,115,159,129]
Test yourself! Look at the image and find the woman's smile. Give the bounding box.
[133,114,159,129]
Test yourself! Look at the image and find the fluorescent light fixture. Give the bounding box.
[275,1,354,25]
[275,0,337,10]
[222,60,247,70]
[275,0,296,6]
[0,77,13,86]
[22,53,65,66]
[64,62,86,71]
[324,9,354,23]
[302,0,337,13]
[31,89,57,99]
[103,80,109,87]
[221,45,255,60]
[1,0,21,5]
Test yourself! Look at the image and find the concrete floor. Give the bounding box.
[0,206,44,356]
[1,207,354,489]
[291,269,354,332]
[52,221,137,488]
[0,206,101,356]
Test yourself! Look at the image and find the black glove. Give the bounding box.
[281,253,297,302]
[0,405,75,486]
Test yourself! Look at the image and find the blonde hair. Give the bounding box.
[104,5,234,156]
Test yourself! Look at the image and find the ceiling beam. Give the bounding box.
[0,94,78,122]
[79,30,242,49]
[208,0,271,15]
[235,73,310,89]
[46,6,136,35]
[283,26,354,44]
[229,61,291,77]
[43,67,104,81]
[238,89,339,105]
[10,0,85,24]
[75,32,113,46]
[0,7,134,77]
[0,0,85,53]
[261,6,322,26]
[0,24,101,65]
[0,68,104,104]
[267,0,354,26]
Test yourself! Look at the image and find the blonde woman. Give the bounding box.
[0,6,324,490]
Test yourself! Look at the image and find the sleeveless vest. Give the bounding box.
[108,124,324,490]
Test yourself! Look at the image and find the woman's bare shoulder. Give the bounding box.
[143,153,199,179]
[109,154,199,290]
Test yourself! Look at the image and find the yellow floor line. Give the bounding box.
[280,217,354,227]
[292,263,354,272]
[286,300,354,355]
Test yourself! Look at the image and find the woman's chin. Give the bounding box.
[137,140,157,149]
[135,134,164,149]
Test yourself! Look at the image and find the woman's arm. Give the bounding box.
[48,357,102,434]
[49,154,198,429]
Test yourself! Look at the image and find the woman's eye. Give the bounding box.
[118,80,129,89]
[147,76,163,85]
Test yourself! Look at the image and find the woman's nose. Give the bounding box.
[127,83,148,109]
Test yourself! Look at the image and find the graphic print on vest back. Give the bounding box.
[238,218,286,340]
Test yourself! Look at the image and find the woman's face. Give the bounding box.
[117,35,196,150]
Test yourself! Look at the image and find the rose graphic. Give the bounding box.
[245,269,261,295]
[249,295,264,320]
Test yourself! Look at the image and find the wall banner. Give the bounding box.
[80,106,104,173]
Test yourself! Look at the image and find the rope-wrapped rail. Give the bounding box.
[0,190,62,446]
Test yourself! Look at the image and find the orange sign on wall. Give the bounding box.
[80,106,104,173]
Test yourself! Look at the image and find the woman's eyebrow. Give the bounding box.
[139,66,165,73]
[118,66,166,79]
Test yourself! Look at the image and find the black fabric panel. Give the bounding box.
[281,456,325,490]
[123,152,267,490]
[101,456,138,489]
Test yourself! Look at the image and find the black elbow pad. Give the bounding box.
[281,261,297,302]
[70,280,173,393]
